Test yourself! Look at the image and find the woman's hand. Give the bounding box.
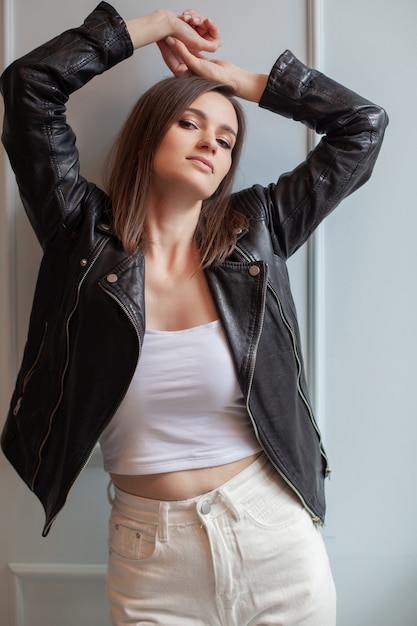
[126,9,221,54]
[157,10,220,78]
[180,10,220,47]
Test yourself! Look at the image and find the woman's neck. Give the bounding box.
[144,195,202,270]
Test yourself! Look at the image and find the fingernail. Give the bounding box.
[165,36,175,47]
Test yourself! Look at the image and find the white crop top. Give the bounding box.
[99,320,261,475]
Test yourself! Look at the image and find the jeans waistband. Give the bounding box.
[109,453,284,528]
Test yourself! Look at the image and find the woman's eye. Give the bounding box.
[179,119,198,130]
[217,138,232,150]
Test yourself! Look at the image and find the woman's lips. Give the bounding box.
[187,156,214,173]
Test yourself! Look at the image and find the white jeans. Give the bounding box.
[106,454,336,625]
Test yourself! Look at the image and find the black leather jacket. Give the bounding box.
[0,2,388,535]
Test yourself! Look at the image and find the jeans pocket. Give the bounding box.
[242,479,306,530]
[108,516,157,562]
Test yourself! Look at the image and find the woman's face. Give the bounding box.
[151,91,238,202]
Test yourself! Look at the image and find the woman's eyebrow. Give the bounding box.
[184,107,237,138]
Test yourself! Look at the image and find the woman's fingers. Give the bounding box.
[157,39,190,77]
[179,10,221,48]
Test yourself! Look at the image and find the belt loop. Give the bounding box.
[219,488,242,522]
[158,502,169,543]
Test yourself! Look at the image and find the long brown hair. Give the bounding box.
[105,75,248,267]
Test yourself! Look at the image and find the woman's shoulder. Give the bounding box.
[230,184,269,223]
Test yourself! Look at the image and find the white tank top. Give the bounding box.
[99,320,261,475]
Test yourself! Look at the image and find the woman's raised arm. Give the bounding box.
[0,4,223,249]
[159,37,388,259]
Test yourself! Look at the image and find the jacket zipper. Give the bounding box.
[42,260,143,536]
[268,281,330,469]
[32,237,110,493]
[13,321,48,416]
[235,244,324,524]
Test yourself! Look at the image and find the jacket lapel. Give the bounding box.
[205,260,268,396]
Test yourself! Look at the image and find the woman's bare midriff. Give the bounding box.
[110,452,261,501]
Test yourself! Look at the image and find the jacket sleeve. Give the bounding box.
[253,49,388,259]
[0,2,133,248]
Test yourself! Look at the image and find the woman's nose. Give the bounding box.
[197,134,217,153]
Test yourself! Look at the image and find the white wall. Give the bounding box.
[0,0,416,624]
[320,1,417,624]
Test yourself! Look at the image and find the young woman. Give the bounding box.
[0,2,388,624]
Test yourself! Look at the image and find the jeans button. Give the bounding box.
[200,500,211,515]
